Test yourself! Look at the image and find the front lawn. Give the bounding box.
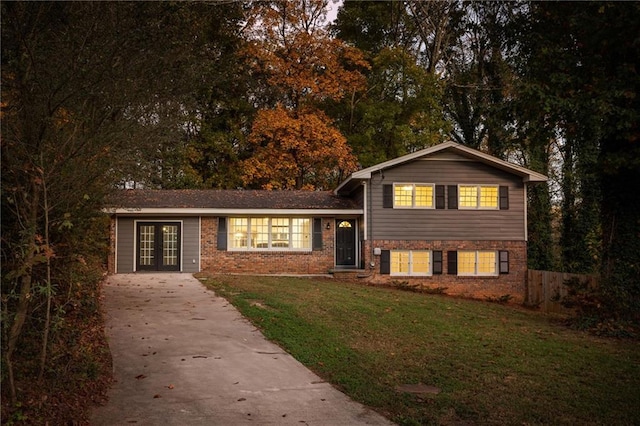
[196,274,640,425]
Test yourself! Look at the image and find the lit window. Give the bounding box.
[291,218,311,249]
[393,184,434,208]
[391,251,409,274]
[391,250,431,276]
[459,185,498,209]
[229,218,248,249]
[229,217,311,251]
[271,218,289,248]
[458,251,497,276]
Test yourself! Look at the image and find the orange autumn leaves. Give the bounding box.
[243,107,357,190]
[241,0,368,190]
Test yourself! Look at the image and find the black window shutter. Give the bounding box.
[433,250,443,274]
[435,185,445,209]
[448,185,458,209]
[380,250,391,274]
[382,185,393,208]
[447,251,457,274]
[312,218,323,250]
[499,250,509,274]
[217,217,227,250]
[499,186,509,210]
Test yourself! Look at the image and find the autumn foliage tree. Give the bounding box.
[243,106,356,189]
[242,0,368,189]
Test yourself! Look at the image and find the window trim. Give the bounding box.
[392,183,435,209]
[457,184,500,210]
[228,217,312,252]
[390,250,432,276]
[456,250,498,276]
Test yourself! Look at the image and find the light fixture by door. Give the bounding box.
[326,221,331,230]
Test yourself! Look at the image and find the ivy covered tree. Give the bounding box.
[516,2,640,318]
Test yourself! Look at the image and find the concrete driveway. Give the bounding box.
[90,273,393,425]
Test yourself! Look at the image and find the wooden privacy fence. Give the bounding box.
[526,269,598,314]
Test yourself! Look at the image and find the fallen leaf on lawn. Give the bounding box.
[237,397,246,402]
[153,394,161,398]
[167,384,174,389]
[135,374,146,380]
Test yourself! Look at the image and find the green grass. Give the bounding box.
[196,274,640,425]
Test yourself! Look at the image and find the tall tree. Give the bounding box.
[241,0,367,189]
[443,2,521,156]
[518,2,640,317]
[1,1,216,402]
[332,1,450,166]
[185,1,254,189]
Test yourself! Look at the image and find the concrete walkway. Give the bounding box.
[90,274,394,425]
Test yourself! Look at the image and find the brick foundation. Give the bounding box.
[200,217,335,275]
[363,240,527,302]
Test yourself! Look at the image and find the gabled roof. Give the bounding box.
[335,141,548,194]
[105,189,361,215]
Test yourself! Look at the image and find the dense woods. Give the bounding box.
[2,1,639,422]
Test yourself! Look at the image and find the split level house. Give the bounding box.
[106,141,547,302]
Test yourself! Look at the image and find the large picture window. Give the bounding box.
[459,185,499,209]
[229,217,311,251]
[393,183,434,208]
[391,250,431,276]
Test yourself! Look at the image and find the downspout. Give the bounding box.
[362,181,368,241]
[357,178,375,278]
[524,183,528,241]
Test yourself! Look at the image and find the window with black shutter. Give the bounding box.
[499,186,509,210]
[217,217,227,250]
[312,218,323,250]
[380,250,390,274]
[435,185,445,209]
[382,185,393,208]
[499,250,509,274]
[433,250,443,274]
[447,186,458,209]
[447,250,457,274]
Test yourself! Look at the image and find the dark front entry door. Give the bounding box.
[137,222,181,271]
[335,219,356,267]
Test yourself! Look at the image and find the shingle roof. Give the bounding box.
[107,189,360,210]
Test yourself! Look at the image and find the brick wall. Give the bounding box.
[363,240,527,302]
[200,217,335,275]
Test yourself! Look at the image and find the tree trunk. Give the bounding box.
[5,181,40,402]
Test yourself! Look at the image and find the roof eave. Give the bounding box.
[335,141,548,191]
[104,207,364,216]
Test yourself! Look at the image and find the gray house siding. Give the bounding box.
[181,217,200,273]
[368,154,526,241]
[115,216,200,273]
[116,217,135,273]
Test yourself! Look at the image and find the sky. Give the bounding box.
[326,0,342,24]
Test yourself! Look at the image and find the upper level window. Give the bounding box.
[391,250,431,276]
[393,183,434,208]
[459,185,498,209]
[458,250,497,276]
[229,217,311,251]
